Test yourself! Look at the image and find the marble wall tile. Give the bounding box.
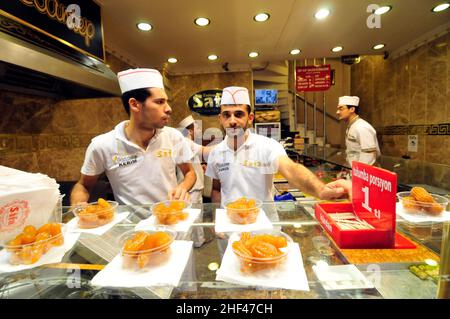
[425,135,449,166]
[426,37,447,124]
[395,55,410,125]
[409,45,428,125]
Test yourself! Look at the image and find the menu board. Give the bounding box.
[296,65,331,92]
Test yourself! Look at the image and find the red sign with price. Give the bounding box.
[315,162,415,249]
[296,65,331,92]
[351,162,397,244]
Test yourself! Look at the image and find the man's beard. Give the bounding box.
[224,126,247,138]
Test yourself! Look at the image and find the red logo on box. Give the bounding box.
[0,200,30,231]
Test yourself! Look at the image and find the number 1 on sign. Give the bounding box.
[362,186,372,212]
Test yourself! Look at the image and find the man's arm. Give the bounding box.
[211,178,221,204]
[169,163,196,200]
[277,155,349,200]
[70,174,100,205]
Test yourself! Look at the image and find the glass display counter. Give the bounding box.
[0,202,446,299]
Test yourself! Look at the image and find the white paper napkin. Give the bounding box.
[66,212,130,235]
[0,232,80,273]
[135,209,201,233]
[214,209,274,233]
[90,240,193,288]
[396,203,450,223]
[216,235,309,291]
[312,263,375,290]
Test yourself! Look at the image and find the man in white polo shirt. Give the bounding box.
[70,68,196,205]
[206,86,352,207]
[336,96,381,166]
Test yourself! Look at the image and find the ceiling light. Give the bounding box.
[167,57,178,63]
[136,22,152,31]
[373,43,385,50]
[314,8,330,20]
[254,13,270,22]
[208,54,218,61]
[374,5,392,15]
[208,262,219,271]
[432,2,450,12]
[331,46,343,53]
[248,51,259,58]
[194,17,210,26]
[290,49,301,55]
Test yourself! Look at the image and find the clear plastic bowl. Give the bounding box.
[73,200,118,229]
[225,198,262,225]
[118,227,176,270]
[397,191,448,216]
[3,223,66,265]
[231,230,292,273]
[150,200,191,225]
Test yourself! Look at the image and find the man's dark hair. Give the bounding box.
[120,88,152,115]
[348,105,359,115]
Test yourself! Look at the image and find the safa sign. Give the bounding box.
[188,90,222,116]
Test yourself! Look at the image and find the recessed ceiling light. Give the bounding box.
[248,51,259,58]
[314,8,330,20]
[167,57,178,63]
[194,17,210,26]
[432,2,450,12]
[208,54,218,61]
[290,49,301,55]
[208,262,219,271]
[254,13,270,22]
[331,46,343,53]
[374,5,392,15]
[136,22,152,31]
[373,43,385,50]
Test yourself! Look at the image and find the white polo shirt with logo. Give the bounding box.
[81,121,193,205]
[205,131,287,207]
[345,117,381,165]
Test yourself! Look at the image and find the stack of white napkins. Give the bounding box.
[90,240,193,288]
[214,209,273,233]
[135,209,201,232]
[216,235,309,291]
[66,212,130,235]
[0,232,80,273]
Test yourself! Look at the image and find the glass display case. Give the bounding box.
[0,202,447,299]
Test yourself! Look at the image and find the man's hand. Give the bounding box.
[168,185,191,201]
[318,179,352,201]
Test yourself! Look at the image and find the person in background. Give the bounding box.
[206,86,352,207]
[177,115,204,204]
[71,68,196,205]
[336,96,381,166]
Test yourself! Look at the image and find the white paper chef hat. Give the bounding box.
[178,115,195,129]
[220,86,251,106]
[338,96,360,107]
[117,68,164,94]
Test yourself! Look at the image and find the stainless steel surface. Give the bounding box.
[437,222,450,299]
[0,31,120,96]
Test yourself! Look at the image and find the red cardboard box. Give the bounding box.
[315,162,415,249]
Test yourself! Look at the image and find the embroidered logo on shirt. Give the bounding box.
[216,163,230,173]
[112,153,138,167]
[241,160,270,168]
[155,149,173,158]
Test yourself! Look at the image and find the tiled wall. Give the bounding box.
[0,91,127,181]
[351,32,449,190]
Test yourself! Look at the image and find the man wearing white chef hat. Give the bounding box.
[71,68,196,205]
[336,96,380,166]
[205,86,352,207]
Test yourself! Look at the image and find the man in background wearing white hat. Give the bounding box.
[206,86,352,207]
[71,68,196,205]
[336,96,380,166]
[177,115,204,204]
